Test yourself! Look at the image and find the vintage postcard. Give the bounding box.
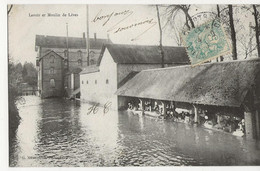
[7,3,260,167]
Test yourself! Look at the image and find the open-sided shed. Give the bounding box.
[117,59,260,139]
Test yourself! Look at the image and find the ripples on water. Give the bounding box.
[9,96,260,167]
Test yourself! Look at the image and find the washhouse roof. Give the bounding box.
[116,59,260,107]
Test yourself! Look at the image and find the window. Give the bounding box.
[50,67,54,74]
[78,59,82,66]
[64,59,68,65]
[95,80,97,84]
[86,80,88,84]
[106,79,109,84]
[77,50,82,57]
[64,50,68,57]
[82,80,84,84]
[50,79,55,88]
[50,55,55,63]
[90,59,95,65]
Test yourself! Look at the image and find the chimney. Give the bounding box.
[94,33,97,41]
[83,32,85,39]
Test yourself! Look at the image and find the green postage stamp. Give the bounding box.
[181,19,231,66]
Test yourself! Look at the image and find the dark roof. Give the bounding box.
[116,59,260,107]
[79,65,99,75]
[97,44,190,65]
[35,35,112,49]
[38,50,64,61]
[118,71,139,88]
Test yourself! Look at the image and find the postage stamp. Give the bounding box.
[181,19,231,66]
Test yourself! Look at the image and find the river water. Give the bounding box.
[9,96,260,166]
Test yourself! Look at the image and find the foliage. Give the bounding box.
[22,62,38,86]
[8,61,21,136]
[8,60,37,135]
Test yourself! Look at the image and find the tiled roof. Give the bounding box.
[38,50,64,61]
[35,35,112,49]
[97,44,190,65]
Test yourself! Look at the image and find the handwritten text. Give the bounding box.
[87,101,112,115]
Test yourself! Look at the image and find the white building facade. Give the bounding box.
[80,44,190,110]
[80,48,118,109]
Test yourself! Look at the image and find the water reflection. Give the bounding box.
[9,96,260,166]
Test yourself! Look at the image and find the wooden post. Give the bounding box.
[243,98,256,139]
[193,104,200,124]
[243,89,260,140]
[161,101,166,117]
[142,99,146,111]
[217,114,220,124]
[255,110,260,140]
[139,98,144,110]
[172,101,176,111]
[244,111,256,140]
[149,99,152,111]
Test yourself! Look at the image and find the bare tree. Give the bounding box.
[237,32,257,59]
[217,5,224,61]
[228,5,238,60]
[238,5,260,58]
[253,5,260,57]
[165,5,195,30]
[159,5,195,47]
[156,5,165,68]
[178,5,195,29]
[171,24,182,46]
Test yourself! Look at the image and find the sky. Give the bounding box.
[8,4,256,65]
[8,4,162,64]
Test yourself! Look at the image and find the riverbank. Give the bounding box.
[9,87,21,139]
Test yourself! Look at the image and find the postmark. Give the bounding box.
[181,19,231,66]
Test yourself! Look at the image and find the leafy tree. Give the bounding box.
[22,62,37,86]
